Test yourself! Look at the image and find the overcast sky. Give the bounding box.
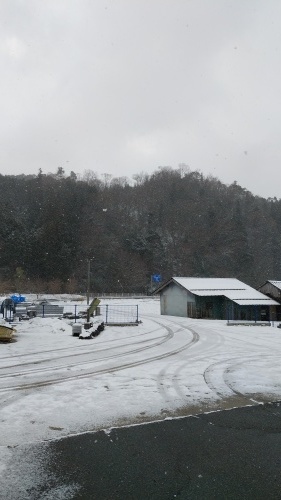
[1,0,280,198]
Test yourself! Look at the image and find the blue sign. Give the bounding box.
[152,274,162,283]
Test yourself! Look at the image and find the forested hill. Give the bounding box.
[0,167,280,294]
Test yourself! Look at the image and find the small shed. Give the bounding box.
[154,277,278,321]
[258,280,281,320]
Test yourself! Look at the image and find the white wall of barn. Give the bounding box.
[160,282,195,317]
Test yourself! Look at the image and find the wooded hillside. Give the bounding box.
[0,167,280,294]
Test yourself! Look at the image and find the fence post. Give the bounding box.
[7,305,12,323]
[75,305,77,323]
[42,304,45,318]
[136,305,139,323]
[106,304,108,324]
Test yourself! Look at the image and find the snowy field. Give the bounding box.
[1,295,281,455]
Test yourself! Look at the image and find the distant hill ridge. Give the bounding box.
[0,167,280,293]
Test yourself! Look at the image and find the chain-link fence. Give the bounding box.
[62,303,139,324]
[98,304,139,324]
[9,302,139,325]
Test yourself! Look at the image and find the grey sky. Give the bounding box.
[0,0,280,198]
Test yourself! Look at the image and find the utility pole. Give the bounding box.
[86,259,91,305]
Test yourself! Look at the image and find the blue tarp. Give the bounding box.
[10,294,26,303]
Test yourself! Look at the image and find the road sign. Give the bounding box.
[152,274,162,283]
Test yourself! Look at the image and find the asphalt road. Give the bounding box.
[1,401,281,499]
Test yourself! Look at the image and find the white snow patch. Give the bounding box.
[0,295,280,459]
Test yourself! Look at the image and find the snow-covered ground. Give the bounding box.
[1,295,281,454]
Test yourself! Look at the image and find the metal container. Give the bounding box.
[72,324,82,336]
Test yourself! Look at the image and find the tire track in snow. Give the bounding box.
[0,330,172,380]
[150,316,281,405]
[170,321,226,401]
[203,357,243,399]
[0,325,163,362]
[153,317,221,403]
[152,320,200,403]
[223,354,281,398]
[203,353,281,402]
[0,319,198,395]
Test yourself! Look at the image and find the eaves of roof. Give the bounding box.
[153,277,279,305]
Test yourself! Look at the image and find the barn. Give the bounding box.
[258,280,281,321]
[154,277,278,321]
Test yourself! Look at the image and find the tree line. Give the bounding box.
[0,166,280,294]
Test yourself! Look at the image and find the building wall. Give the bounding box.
[160,284,229,319]
[258,283,281,320]
[259,282,281,302]
[159,282,276,320]
[193,296,227,319]
[160,282,195,317]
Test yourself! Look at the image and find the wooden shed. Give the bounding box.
[258,280,281,321]
[154,277,278,321]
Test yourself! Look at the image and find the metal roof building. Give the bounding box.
[258,280,281,300]
[154,277,278,321]
[258,280,281,321]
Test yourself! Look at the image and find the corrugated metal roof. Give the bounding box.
[172,277,279,306]
[233,298,278,305]
[174,277,243,290]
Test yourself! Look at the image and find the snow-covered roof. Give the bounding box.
[267,280,281,291]
[172,277,279,306]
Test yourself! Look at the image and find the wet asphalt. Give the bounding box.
[2,401,281,499]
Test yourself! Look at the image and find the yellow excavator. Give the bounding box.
[85,297,101,327]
